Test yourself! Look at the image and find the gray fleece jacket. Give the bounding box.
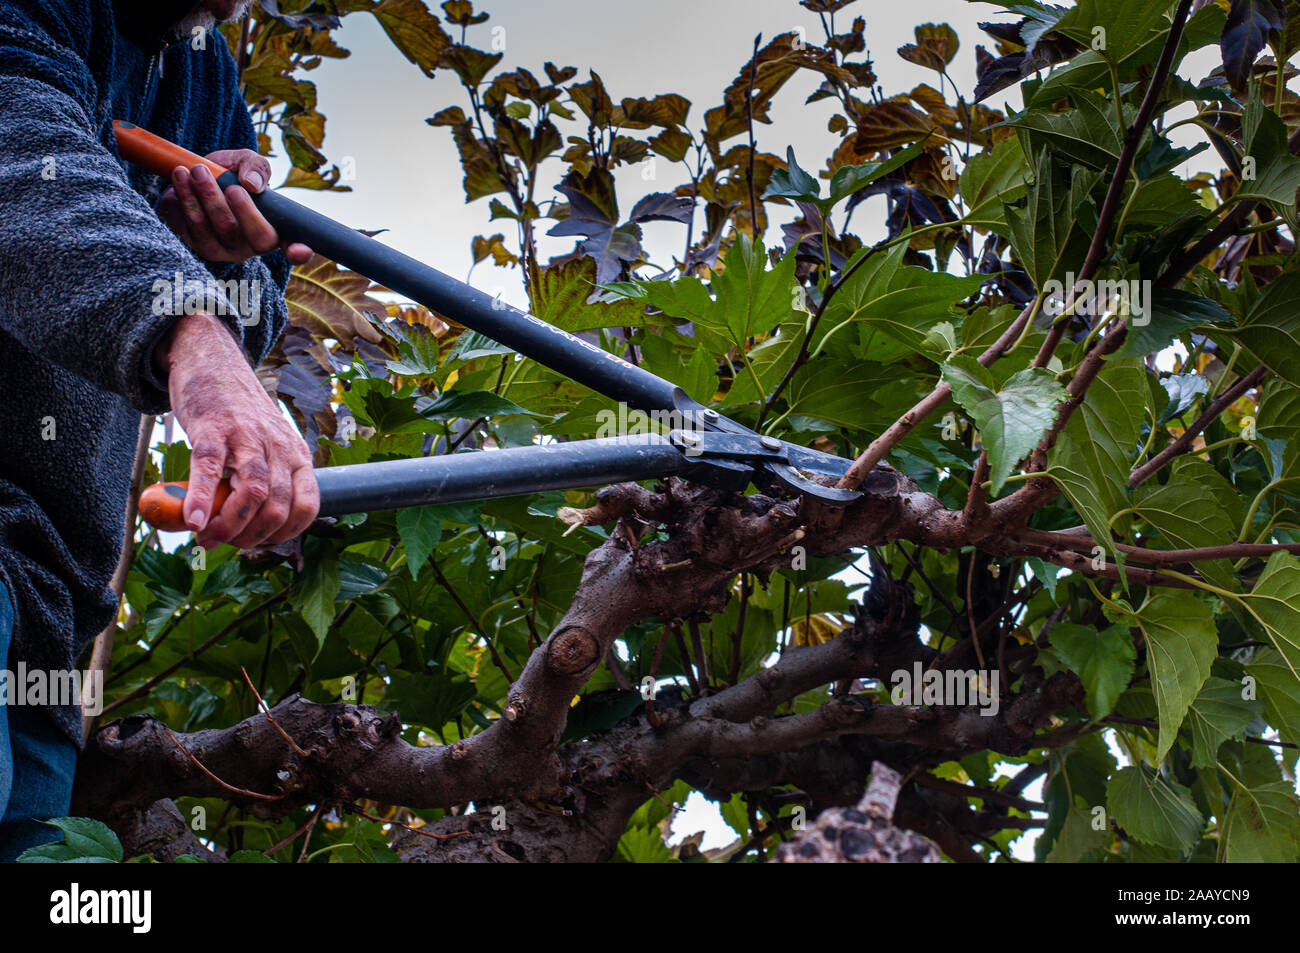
[0,0,291,745]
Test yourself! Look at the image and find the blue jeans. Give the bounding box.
[0,579,79,861]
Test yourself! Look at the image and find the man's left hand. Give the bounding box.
[158,149,313,265]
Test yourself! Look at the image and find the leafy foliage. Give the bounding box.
[81,0,1300,864]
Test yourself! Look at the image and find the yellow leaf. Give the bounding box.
[792,613,846,646]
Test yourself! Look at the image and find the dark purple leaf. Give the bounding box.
[626,192,695,225]
[548,170,619,237]
[255,0,339,30]
[1221,0,1287,91]
[578,223,643,286]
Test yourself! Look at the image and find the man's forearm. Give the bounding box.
[151,311,249,378]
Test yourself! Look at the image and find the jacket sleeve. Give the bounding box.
[0,13,247,415]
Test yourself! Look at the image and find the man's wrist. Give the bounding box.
[152,312,244,375]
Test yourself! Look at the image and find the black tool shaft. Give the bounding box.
[313,435,689,517]
[235,181,684,414]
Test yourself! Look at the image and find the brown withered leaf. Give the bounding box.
[278,165,348,191]
[649,127,692,162]
[828,16,866,57]
[471,233,519,268]
[704,33,857,144]
[427,105,467,126]
[440,0,488,27]
[448,121,508,200]
[286,255,386,349]
[438,44,502,87]
[290,108,326,148]
[569,71,615,125]
[898,23,960,73]
[370,0,453,76]
[909,83,959,130]
[616,93,692,129]
[798,0,857,12]
[853,98,936,154]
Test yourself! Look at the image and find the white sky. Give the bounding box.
[269,0,1016,306]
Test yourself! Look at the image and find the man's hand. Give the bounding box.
[157,313,319,549]
[158,149,313,265]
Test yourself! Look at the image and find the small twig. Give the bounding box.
[673,624,700,694]
[689,618,711,689]
[730,575,752,684]
[911,773,1043,814]
[743,33,762,237]
[1013,526,1300,566]
[162,726,282,801]
[430,558,514,683]
[240,666,309,757]
[264,805,322,859]
[1129,365,1267,486]
[101,589,289,717]
[345,803,472,840]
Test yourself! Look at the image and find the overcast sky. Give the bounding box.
[270,0,1022,304]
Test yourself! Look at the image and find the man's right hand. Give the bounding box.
[155,313,319,549]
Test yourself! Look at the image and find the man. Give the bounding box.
[0,0,319,859]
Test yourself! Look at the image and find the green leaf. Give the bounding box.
[720,792,749,838]
[942,356,1066,493]
[1006,149,1099,289]
[1257,378,1300,440]
[709,235,801,345]
[1118,173,1201,229]
[396,506,442,579]
[1247,647,1300,748]
[1133,468,1238,590]
[784,360,904,432]
[959,138,1028,234]
[1054,0,1176,61]
[1046,798,1112,862]
[1046,358,1146,563]
[1184,677,1263,768]
[605,236,798,351]
[1232,271,1300,388]
[228,849,277,863]
[1116,288,1236,359]
[1128,591,1218,761]
[1157,373,1210,425]
[385,327,440,377]
[615,824,675,863]
[1106,764,1204,853]
[825,145,924,206]
[722,319,806,406]
[17,817,123,863]
[290,538,340,644]
[1239,551,1300,681]
[1007,87,1125,171]
[534,257,650,332]
[1237,95,1300,227]
[1219,781,1300,862]
[385,670,476,730]
[1048,623,1136,720]
[824,241,985,359]
[763,146,820,202]
[418,389,541,422]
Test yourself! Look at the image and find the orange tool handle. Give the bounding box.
[112,120,230,181]
[138,479,232,533]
